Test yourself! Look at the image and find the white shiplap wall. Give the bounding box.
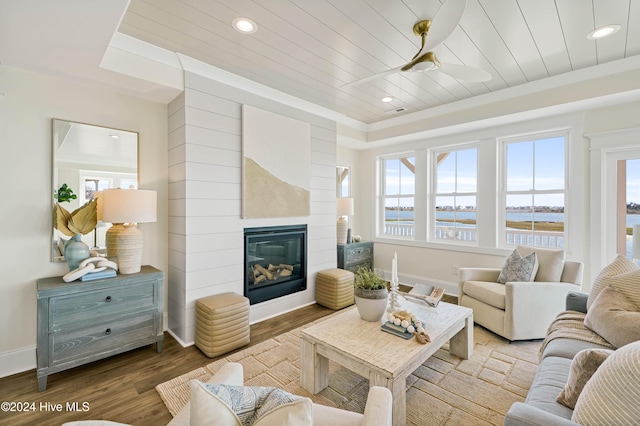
[168,71,337,345]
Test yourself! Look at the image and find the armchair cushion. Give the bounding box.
[189,381,312,426]
[517,246,565,282]
[498,249,538,283]
[584,285,640,348]
[587,254,639,310]
[461,280,506,309]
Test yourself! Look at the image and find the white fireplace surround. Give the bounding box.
[167,69,337,346]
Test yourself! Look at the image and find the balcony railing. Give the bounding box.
[383,222,564,248]
[384,222,415,237]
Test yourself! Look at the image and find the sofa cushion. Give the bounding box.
[541,336,614,360]
[461,280,506,310]
[584,285,640,348]
[497,249,538,283]
[189,380,313,426]
[517,246,565,282]
[572,340,640,426]
[556,348,613,409]
[524,356,574,420]
[587,254,639,310]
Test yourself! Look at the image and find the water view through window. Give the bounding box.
[625,158,640,258]
[382,140,640,249]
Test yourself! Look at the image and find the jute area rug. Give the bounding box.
[156,308,542,426]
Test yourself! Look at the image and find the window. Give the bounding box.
[503,134,566,248]
[433,147,477,242]
[381,155,415,237]
[619,158,640,259]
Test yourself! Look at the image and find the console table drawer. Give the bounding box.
[344,246,372,264]
[49,280,157,331]
[337,241,373,271]
[50,311,156,366]
[343,261,372,274]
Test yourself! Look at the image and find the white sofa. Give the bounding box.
[458,246,583,341]
[167,362,392,426]
[65,363,392,426]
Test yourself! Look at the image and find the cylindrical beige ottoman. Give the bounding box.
[316,268,355,310]
[195,292,250,358]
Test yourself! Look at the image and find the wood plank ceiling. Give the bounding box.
[118,0,640,124]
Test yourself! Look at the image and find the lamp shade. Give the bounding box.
[337,197,354,216]
[102,189,157,224]
[633,224,640,259]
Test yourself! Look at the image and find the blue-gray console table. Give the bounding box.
[36,265,164,391]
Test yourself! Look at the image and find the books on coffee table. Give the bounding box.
[381,321,414,339]
[401,283,445,308]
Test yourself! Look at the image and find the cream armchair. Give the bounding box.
[458,247,583,341]
[167,362,393,426]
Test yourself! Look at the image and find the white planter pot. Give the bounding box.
[354,288,389,322]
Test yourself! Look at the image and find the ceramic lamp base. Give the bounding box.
[106,223,143,274]
[337,217,348,244]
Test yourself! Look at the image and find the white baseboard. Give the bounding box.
[167,328,193,348]
[0,345,36,379]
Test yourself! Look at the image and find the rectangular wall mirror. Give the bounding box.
[52,119,139,262]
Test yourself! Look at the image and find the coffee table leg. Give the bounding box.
[449,313,474,359]
[371,372,405,426]
[300,338,329,393]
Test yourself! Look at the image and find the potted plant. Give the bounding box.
[354,267,389,321]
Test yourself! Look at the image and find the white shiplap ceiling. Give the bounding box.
[117,0,640,124]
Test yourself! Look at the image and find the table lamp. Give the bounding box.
[102,188,157,274]
[336,197,354,244]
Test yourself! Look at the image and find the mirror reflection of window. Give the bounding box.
[337,166,350,198]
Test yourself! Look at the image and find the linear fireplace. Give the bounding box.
[244,225,307,305]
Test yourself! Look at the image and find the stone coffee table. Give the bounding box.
[300,301,473,426]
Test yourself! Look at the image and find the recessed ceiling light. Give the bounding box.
[381,96,394,103]
[587,24,621,40]
[233,17,258,34]
[109,134,120,139]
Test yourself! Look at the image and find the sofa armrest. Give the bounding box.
[362,386,393,426]
[505,281,579,340]
[205,362,244,386]
[458,267,501,284]
[566,291,588,313]
[167,363,244,426]
[505,402,579,426]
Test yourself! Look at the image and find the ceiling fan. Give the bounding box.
[343,0,491,87]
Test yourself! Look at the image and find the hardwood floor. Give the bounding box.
[0,304,333,426]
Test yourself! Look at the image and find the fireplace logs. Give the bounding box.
[251,263,294,285]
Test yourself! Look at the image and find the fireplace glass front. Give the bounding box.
[244,225,307,305]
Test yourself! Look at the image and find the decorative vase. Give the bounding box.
[354,287,389,322]
[64,233,90,271]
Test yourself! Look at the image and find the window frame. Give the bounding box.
[378,152,416,239]
[499,130,569,249]
[429,144,479,245]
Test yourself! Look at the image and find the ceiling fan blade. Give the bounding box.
[341,66,404,88]
[437,62,492,82]
[422,0,466,53]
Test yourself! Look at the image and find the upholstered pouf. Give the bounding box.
[315,268,355,310]
[195,292,250,358]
